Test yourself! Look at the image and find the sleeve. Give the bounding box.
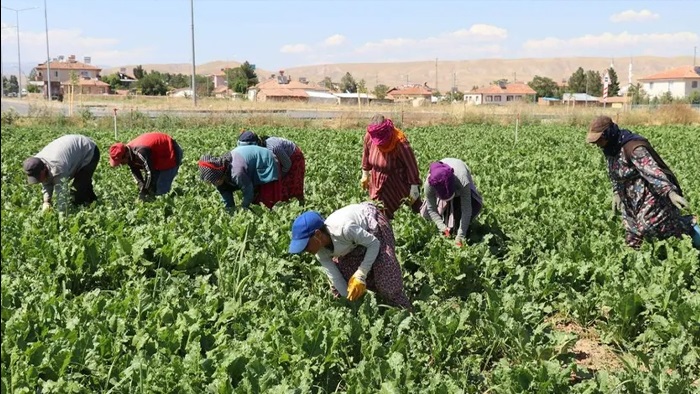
[216,185,236,209]
[318,253,348,297]
[399,142,422,185]
[231,168,254,209]
[275,147,292,175]
[41,182,54,203]
[606,156,624,194]
[361,133,372,171]
[456,185,473,240]
[135,148,153,193]
[630,147,678,197]
[424,179,448,232]
[344,223,380,280]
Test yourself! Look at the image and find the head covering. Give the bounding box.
[197,154,228,183]
[587,116,646,157]
[238,130,260,146]
[23,157,46,184]
[367,117,396,147]
[109,143,128,167]
[288,211,325,254]
[428,161,456,200]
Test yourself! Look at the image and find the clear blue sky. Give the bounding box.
[1,0,698,72]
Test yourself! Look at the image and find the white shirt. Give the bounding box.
[315,204,380,297]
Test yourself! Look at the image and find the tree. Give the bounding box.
[223,61,259,94]
[101,73,122,91]
[239,61,259,87]
[27,84,40,93]
[3,75,19,94]
[372,84,390,99]
[340,72,357,93]
[567,67,586,93]
[627,83,648,105]
[607,67,620,96]
[28,68,37,81]
[688,90,700,105]
[138,72,168,95]
[528,75,559,99]
[195,74,212,97]
[585,70,603,97]
[659,91,674,104]
[321,77,335,91]
[356,79,367,94]
[492,79,509,85]
[133,65,146,80]
[445,90,464,102]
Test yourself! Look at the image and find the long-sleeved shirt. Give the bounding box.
[126,133,178,193]
[34,134,96,207]
[315,204,380,297]
[218,145,279,209]
[424,158,482,239]
[265,137,297,175]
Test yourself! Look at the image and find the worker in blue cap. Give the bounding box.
[288,202,412,309]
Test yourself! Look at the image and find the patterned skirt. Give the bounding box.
[332,203,412,309]
[282,147,305,201]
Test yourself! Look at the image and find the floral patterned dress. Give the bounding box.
[607,146,694,248]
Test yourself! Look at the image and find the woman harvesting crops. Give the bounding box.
[237,130,306,204]
[109,132,184,202]
[586,115,700,249]
[421,158,483,247]
[361,114,422,219]
[288,203,413,310]
[198,144,283,210]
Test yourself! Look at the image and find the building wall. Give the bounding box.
[38,69,99,82]
[685,79,700,96]
[642,80,687,98]
[464,93,529,105]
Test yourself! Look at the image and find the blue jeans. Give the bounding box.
[152,141,183,195]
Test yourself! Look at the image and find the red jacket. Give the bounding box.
[128,132,177,171]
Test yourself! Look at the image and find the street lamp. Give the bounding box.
[1,25,17,98]
[1,6,38,100]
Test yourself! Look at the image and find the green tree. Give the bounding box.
[527,75,559,98]
[3,75,19,94]
[659,91,674,104]
[27,84,40,93]
[585,70,603,97]
[133,65,146,80]
[687,90,700,105]
[627,83,647,105]
[340,72,357,93]
[239,61,259,87]
[373,84,389,99]
[223,62,259,94]
[356,79,367,93]
[567,67,586,93]
[445,90,464,102]
[28,68,37,81]
[321,77,335,91]
[101,73,122,91]
[607,68,620,96]
[492,78,509,85]
[138,72,168,95]
[195,74,212,97]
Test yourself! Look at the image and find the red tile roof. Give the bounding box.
[638,66,700,81]
[387,86,433,96]
[261,88,308,98]
[470,82,536,95]
[36,61,101,71]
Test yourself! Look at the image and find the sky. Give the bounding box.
[1,0,698,73]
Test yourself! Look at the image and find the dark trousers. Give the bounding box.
[72,146,100,205]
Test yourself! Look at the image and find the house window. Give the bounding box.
[506,95,514,101]
[494,95,502,102]
[54,71,58,77]
[693,81,698,88]
[515,96,522,101]
[649,82,654,89]
[485,95,493,102]
[81,71,89,78]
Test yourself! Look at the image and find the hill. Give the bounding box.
[105,56,694,91]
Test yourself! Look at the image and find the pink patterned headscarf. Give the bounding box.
[367,118,395,146]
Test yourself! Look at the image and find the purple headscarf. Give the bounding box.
[367,118,395,146]
[428,161,455,200]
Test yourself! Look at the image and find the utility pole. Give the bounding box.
[694,46,697,67]
[189,0,197,106]
[44,0,51,100]
[2,6,38,99]
[435,57,438,92]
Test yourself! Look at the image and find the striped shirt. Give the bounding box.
[265,137,297,175]
[361,133,421,218]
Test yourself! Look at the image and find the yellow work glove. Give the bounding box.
[346,273,367,301]
[360,170,370,190]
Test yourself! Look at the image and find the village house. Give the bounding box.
[385,84,433,102]
[248,70,330,102]
[637,66,700,100]
[464,82,536,105]
[34,55,107,97]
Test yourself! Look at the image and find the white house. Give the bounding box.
[464,82,536,105]
[637,66,700,99]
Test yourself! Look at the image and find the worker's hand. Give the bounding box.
[41,202,52,212]
[455,236,464,247]
[443,228,451,238]
[409,184,420,203]
[612,192,623,214]
[360,170,370,190]
[346,272,367,302]
[668,191,688,210]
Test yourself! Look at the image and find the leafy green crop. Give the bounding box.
[2,122,698,393]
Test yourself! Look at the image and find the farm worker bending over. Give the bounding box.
[237,130,306,204]
[23,134,100,211]
[421,159,483,247]
[198,144,282,210]
[586,115,699,250]
[361,114,422,219]
[108,132,184,202]
[288,202,413,310]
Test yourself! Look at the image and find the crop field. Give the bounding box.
[1,120,699,393]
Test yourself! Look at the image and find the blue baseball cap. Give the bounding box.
[289,211,325,254]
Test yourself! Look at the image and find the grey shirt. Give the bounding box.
[423,158,479,239]
[34,134,96,206]
[265,137,297,175]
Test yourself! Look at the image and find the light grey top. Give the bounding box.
[34,134,96,206]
